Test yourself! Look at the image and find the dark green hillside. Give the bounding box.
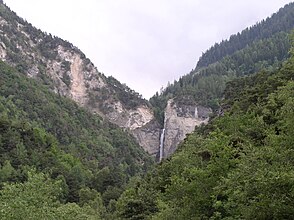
[115,44,294,220]
[155,32,289,103]
[197,2,294,68]
[0,60,153,215]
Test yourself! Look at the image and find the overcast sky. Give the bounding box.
[4,0,293,99]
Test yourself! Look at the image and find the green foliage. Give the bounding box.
[0,2,155,214]
[0,170,101,220]
[116,178,159,219]
[0,60,153,215]
[0,160,17,183]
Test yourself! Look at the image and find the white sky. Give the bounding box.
[4,0,293,99]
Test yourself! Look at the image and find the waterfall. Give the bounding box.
[159,128,165,162]
[195,107,198,118]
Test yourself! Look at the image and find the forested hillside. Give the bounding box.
[197,2,294,68]
[150,2,294,124]
[0,60,153,219]
[115,42,294,219]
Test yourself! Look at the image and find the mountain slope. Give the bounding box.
[0,2,161,156]
[0,57,154,207]
[152,31,290,109]
[151,2,294,109]
[196,2,294,68]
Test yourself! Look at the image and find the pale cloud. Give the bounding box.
[4,0,293,98]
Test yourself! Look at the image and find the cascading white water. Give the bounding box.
[195,107,198,118]
[159,128,165,162]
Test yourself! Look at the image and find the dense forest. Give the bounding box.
[0,60,153,219]
[196,2,294,68]
[115,41,294,219]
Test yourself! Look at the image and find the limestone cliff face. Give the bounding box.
[102,101,161,156]
[132,119,161,157]
[104,102,153,130]
[162,99,212,158]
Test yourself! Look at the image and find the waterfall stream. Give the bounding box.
[159,128,165,162]
[195,107,198,118]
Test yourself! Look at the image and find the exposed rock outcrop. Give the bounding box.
[132,119,161,157]
[162,99,212,158]
[101,102,160,157]
[105,103,154,130]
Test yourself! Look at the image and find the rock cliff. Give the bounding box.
[162,99,212,158]
[132,119,161,157]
